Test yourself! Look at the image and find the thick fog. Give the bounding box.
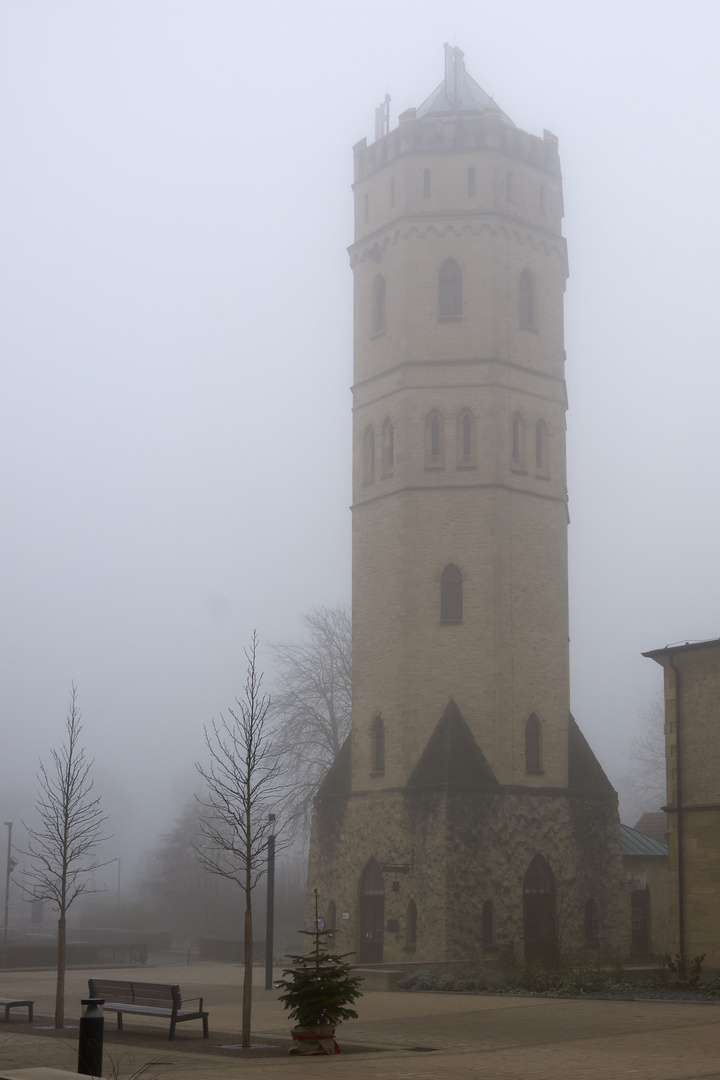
[2,1,719,888]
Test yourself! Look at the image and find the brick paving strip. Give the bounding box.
[1,963,720,1079]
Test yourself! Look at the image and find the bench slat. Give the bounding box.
[88,979,207,1041]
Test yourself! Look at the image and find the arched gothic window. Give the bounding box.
[372,275,386,334]
[425,409,444,468]
[511,413,526,472]
[382,417,394,474]
[371,716,385,774]
[525,713,542,773]
[535,420,549,477]
[523,855,556,962]
[438,259,462,319]
[363,425,375,484]
[440,563,463,624]
[519,269,535,329]
[482,900,494,946]
[457,410,476,465]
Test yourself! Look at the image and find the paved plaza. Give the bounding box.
[1,961,720,1078]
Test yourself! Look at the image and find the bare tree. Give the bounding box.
[195,631,282,1049]
[621,693,667,819]
[20,684,109,1028]
[270,604,351,841]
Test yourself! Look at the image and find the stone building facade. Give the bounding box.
[621,823,668,960]
[644,638,720,968]
[307,46,626,964]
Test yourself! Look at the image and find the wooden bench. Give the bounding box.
[0,997,34,1023]
[87,979,208,1040]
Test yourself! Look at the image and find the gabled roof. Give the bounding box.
[316,735,352,797]
[567,714,615,795]
[621,823,668,857]
[416,44,514,125]
[406,698,499,789]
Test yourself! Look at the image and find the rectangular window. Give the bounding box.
[468,167,476,196]
[423,169,431,198]
[390,177,395,207]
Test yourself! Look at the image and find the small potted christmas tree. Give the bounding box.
[276,892,363,1055]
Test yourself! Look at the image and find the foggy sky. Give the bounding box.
[2,1,719,887]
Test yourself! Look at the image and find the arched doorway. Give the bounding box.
[523,854,556,963]
[358,857,384,963]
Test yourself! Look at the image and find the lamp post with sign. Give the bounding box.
[4,821,17,947]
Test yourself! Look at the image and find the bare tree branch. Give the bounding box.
[620,693,666,819]
[18,684,110,1028]
[195,631,284,1048]
[270,604,351,842]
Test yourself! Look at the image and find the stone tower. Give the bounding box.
[307,46,626,965]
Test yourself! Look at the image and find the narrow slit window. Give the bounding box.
[382,418,394,474]
[431,414,440,457]
[363,425,375,484]
[463,414,472,459]
[425,410,444,468]
[468,166,476,197]
[363,192,369,223]
[423,168,431,198]
[511,413,526,471]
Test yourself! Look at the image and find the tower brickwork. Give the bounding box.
[307,47,627,966]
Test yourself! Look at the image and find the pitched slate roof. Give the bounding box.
[416,44,514,125]
[567,714,615,795]
[621,823,668,857]
[316,734,352,796]
[406,698,499,789]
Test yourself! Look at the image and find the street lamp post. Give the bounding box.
[264,814,276,991]
[3,821,13,947]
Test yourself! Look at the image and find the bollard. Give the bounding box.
[77,997,104,1077]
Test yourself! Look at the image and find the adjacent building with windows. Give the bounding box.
[306,46,627,964]
[643,638,720,968]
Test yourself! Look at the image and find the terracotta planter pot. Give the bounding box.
[289,1023,339,1055]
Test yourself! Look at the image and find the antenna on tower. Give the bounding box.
[374,94,391,142]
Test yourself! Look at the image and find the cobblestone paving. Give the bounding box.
[1,963,720,1079]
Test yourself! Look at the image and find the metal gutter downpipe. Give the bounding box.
[667,650,684,955]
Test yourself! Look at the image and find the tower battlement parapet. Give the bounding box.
[354,113,560,183]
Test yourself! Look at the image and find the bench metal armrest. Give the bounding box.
[182,997,203,1009]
